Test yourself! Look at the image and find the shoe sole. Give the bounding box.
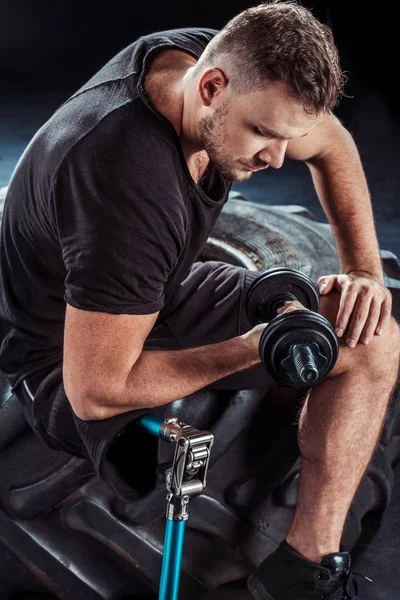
[247,573,276,600]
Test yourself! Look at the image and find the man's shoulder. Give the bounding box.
[140,27,219,53]
[71,27,219,99]
[30,84,177,182]
[65,96,179,165]
[13,27,220,191]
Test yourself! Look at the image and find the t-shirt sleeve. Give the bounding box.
[51,126,186,314]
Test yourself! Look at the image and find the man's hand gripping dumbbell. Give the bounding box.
[242,267,339,388]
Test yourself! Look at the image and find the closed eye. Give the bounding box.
[253,126,274,139]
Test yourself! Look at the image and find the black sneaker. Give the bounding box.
[247,540,360,599]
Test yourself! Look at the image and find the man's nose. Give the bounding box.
[259,139,288,169]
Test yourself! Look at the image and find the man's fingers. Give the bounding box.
[276,300,305,315]
[335,284,358,337]
[318,275,335,295]
[360,298,383,344]
[346,294,373,348]
[320,273,391,347]
[375,296,392,336]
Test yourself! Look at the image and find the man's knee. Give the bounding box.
[318,292,400,382]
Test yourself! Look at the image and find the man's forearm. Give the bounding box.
[307,128,384,281]
[92,334,261,419]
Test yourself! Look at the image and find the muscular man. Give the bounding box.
[1,1,399,598]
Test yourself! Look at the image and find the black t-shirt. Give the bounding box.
[0,28,231,390]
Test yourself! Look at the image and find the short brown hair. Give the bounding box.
[194,1,345,115]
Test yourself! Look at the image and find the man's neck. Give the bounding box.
[143,48,196,135]
[143,48,210,184]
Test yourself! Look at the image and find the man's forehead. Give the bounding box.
[256,121,315,140]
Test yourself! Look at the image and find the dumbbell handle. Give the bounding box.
[290,344,320,384]
[280,340,328,385]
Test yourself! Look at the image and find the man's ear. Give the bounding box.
[197,67,229,107]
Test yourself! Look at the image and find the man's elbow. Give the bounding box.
[64,379,119,421]
[71,400,112,421]
[66,391,106,421]
[65,379,146,421]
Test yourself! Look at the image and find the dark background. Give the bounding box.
[0,0,397,107]
[0,2,399,598]
[1,1,399,255]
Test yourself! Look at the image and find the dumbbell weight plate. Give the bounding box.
[246,267,320,326]
[259,310,339,388]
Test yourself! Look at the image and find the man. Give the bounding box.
[0,1,399,598]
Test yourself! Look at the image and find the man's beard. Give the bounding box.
[198,102,252,183]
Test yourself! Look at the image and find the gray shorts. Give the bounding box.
[17,260,272,502]
[144,260,271,388]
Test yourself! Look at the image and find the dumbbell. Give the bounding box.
[245,267,339,388]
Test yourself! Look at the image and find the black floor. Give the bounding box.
[1,65,400,599]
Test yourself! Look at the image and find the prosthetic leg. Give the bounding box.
[138,414,214,600]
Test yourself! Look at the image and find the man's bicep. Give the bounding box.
[63,303,159,418]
